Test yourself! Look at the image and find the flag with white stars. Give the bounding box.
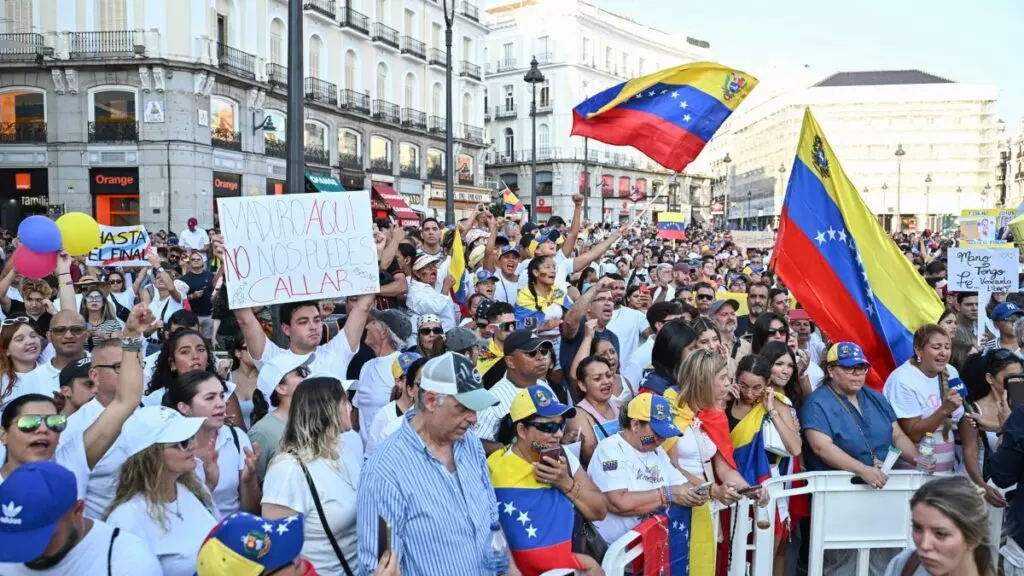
[630,504,708,576]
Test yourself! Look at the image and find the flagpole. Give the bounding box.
[627,191,664,229]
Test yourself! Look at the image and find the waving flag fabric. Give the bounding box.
[488,449,582,576]
[503,188,525,215]
[449,228,468,310]
[514,286,571,331]
[571,62,758,172]
[657,212,687,240]
[771,109,943,388]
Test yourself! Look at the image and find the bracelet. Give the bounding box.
[120,336,144,353]
[657,487,666,506]
[665,485,672,507]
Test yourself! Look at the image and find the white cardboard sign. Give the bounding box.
[217,192,381,309]
[948,247,1017,293]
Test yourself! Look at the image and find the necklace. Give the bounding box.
[167,499,183,521]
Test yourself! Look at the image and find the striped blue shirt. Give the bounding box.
[356,412,499,575]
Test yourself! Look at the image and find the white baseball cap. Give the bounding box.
[119,406,206,458]
[419,352,498,412]
[256,353,315,397]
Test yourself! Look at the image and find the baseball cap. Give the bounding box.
[626,393,682,439]
[509,385,576,422]
[0,461,78,563]
[826,342,870,368]
[672,262,689,272]
[196,512,305,576]
[994,302,1024,322]
[788,309,811,322]
[476,269,497,283]
[414,253,442,271]
[501,245,521,257]
[58,356,91,389]
[419,352,498,411]
[256,353,314,398]
[503,329,553,356]
[445,326,486,353]
[370,308,413,342]
[391,352,422,379]
[468,245,487,268]
[120,406,206,458]
[709,299,740,315]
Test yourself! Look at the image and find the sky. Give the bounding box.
[592,0,1023,129]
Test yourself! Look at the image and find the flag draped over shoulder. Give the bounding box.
[729,399,775,487]
[514,286,571,330]
[661,391,737,470]
[571,62,758,172]
[504,188,525,215]
[487,450,582,576]
[657,212,687,240]
[449,228,468,309]
[771,109,944,389]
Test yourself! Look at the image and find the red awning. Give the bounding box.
[372,183,420,225]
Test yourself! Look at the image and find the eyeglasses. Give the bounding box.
[93,363,121,373]
[837,364,870,376]
[107,278,123,285]
[1,317,29,327]
[50,326,86,336]
[15,414,67,433]
[163,435,197,451]
[696,294,714,301]
[523,347,552,358]
[766,327,787,336]
[495,322,516,332]
[525,420,565,434]
[419,327,444,336]
[85,295,104,303]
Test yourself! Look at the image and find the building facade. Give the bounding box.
[480,0,709,223]
[0,0,490,232]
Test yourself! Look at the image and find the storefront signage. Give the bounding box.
[85,225,151,267]
[213,172,242,196]
[90,168,139,195]
[217,192,380,309]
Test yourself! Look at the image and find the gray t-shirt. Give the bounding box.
[247,412,287,485]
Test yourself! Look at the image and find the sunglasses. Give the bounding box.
[85,295,104,303]
[696,294,714,301]
[50,326,86,336]
[1,317,30,327]
[107,278,123,284]
[495,322,516,332]
[766,327,787,336]
[164,435,197,451]
[526,420,565,434]
[419,327,444,336]
[16,414,68,433]
[523,347,552,358]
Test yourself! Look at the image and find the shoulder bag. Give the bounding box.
[567,446,609,563]
[762,416,791,458]
[298,460,356,576]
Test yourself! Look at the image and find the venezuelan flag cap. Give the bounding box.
[627,393,683,438]
[510,385,576,422]
[826,342,870,368]
[392,352,422,379]
[196,512,305,576]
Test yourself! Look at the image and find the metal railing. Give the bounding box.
[496,58,516,72]
[401,36,426,60]
[456,122,483,143]
[428,116,446,134]
[372,99,401,124]
[339,89,371,114]
[369,157,393,174]
[495,104,517,119]
[88,119,139,142]
[304,77,338,105]
[402,108,427,130]
[427,166,445,180]
[303,0,336,19]
[458,170,474,185]
[458,1,479,21]
[211,129,242,151]
[217,42,257,79]
[267,63,287,86]
[69,30,136,59]
[265,139,287,159]
[0,121,46,143]
[428,48,447,67]
[536,100,553,114]
[340,5,370,34]
[305,145,330,165]
[0,33,44,61]
[371,22,400,49]
[459,61,481,80]
[399,163,420,178]
[535,52,553,65]
[338,153,363,171]
[492,152,515,164]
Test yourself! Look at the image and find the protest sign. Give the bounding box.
[948,247,1017,293]
[958,209,1015,247]
[217,192,380,309]
[85,225,151,267]
[730,230,775,250]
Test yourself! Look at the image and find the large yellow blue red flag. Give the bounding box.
[771,109,943,388]
[503,187,524,215]
[656,212,687,240]
[449,229,467,309]
[571,62,758,172]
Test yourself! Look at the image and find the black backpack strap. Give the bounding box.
[228,426,240,453]
[298,459,355,576]
[107,527,120,576]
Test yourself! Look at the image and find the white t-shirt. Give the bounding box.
[493,273,520,305]
[262,432,363,575]
[18,361,62,400]
[148,292,183,326]
[209,425,251,518]
[472,378,554,442]
[882,361,963,473]
[178,228,210,253]
[621,338,654,398]
[607,306,648,364]
[805,361,825,391]
[0,519,162,576]
[60,398,128,519]
[106,483,217,576]
[354,351,401,446]
[366,400,405,456]
[254,338,357,398]
[587,433,685,543]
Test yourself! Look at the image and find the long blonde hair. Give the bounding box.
[674,348,728,411]
[104,444,213,531]
[273,377,349,465]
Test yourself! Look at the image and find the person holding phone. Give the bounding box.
[959,349,1018,507]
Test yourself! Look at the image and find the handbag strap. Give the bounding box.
[297,459,356,576]
[901,551,921,576]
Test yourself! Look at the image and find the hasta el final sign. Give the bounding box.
[217,191,381,309]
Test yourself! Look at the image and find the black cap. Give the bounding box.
[503,329,553,356]
[59,356,91,388]
[370,309,412,342]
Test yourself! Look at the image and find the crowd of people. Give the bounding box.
[0,196,1020,576]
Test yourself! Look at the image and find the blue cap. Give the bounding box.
[509,385,576,422]
[195,512,305,576]
[535,229,561,245]
[994,302,1023,322]
[626,393,683,439]
[0,461,78,563]
[501,245,521,257]
[476,269,497,283]
[826,341,871,368]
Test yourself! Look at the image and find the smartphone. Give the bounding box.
[523,316,538,331]
[737,484,761,496]
[377,515,392,563]
[693,481,713,495]
[1007,374,1024,408]
[540,447,561,462]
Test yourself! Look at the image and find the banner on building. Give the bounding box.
[959,209,1015,247]
[85,225,151,267]
[217,191,380,309]
[730,230,775,250]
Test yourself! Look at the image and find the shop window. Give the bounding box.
[91,89,136,122]
[400,142,420,174]
[370,136,392,161]
[210,96,238,141]
[457,154,473,185]
[264,110,286,145]
[427,148,444,179]
[339,129,361,157]
[0,89,45,141]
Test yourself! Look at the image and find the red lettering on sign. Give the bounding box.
[94,174,135,187]
[214,177,240,192]
[223,246,251,280]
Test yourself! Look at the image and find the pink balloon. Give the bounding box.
[12,245,58,280]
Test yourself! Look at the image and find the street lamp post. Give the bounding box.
[983,183,992,209]
[524,57,544,225]
[442,0,456,224]
[777,163,786,228]
[882,182,889,230]
[894,144,905,232]
[957,185,963,214]
[722,153,732,230]
[743,191,751,230]
[924,174,932,231]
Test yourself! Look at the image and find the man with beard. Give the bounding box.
[559,277,618,375]
[710,298,750,360]
[603,273,648,363]
[693,282,716,317]
[407,314,446,358]
[354,309,412,444]
[736,282,769,338]
[769,287,791,319]
[407,253,456,332]
[0,462,161,575]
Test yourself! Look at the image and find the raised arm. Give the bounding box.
[234,307,270,361]
[145,251,181,302]
[53,251,77,312]
[482,216,502,273]
[571,227,624,273]
[0,265,15,312]
[343,293,375,353]
[561,277,613,341]
[560,194,584,258]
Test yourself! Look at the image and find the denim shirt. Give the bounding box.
[800,384,897,471]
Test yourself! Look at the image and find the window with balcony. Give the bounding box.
[4,0,32,33]
[639,57,646,76]
[621,52,628,75]
[90,88,137,141]
[404,9,414,34]
[431,23,441,49]
[370,135,392,173]
[537,35,549,53]
[269,19,284,65]
[503,42,513,61]
[0,89,45,143]
[503,85,513,109]
[581,37,590,62]
[309,35,323,76]
[338,128,361,170]
[427,148,444,179]
[400,142,420,177]
[376,0,386,20]
[457,153,474,185]
[431,83,442,117]
[210,96,239,149]
[305,121,328,149]
[264,110,286,157]
[539,83,549,107]
[503,128,514,158]
[538,123,549,150]
[344,50,357,90]
[404,73,415,108]
[605,46,612,70]
[376,62,389,100]
[98,0,127,30]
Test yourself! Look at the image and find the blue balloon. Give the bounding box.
[17,215,62,253]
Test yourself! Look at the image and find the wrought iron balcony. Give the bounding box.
[0,33,44,61]
[535,52,553,65]
[305,145,330,166]
[427,165,445,180]
[371,23,400,50]
[211,128,242,151]
[372,99,401,124]
[456,122,483,144]
[401,36,426,60]
[216,42,257,79]
[428,48,447,67]
[369,157,393,174]
[458,170,474,185]
[265,139,287,159]
[428,116,446,135]
[491,152,515,165]
[401,108,427,130]
[536,147,555,161]
[88,119,139,143]
[303,0,336,19]
[400,163,420,178]
[267,63,287,87]
[338,153,363,171]
[495,105,517,119]
[340,5,370,34]
[339,89,371,115]
[0,121,47,143]
[458,1,479,21]
[496,59,516,72]
[536,100,553,114]
[304,77,338,105]
[459,61,481,81]
[69,30,137,59]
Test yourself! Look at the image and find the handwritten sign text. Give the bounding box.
[85,225,151,267]
[948,247,1017,293]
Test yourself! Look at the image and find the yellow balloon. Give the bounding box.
[56,212,102,257]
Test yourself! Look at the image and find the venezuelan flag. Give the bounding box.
[730,399,774,487]
[503,188,524,215]
[571,62,758,172]
[629,504,715,576]
[488,449,583,576]
[661,391,736,470]
[514,285,571,330]
[771,109,944,388]
[657,212,687,240]
[449,228,468,311]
